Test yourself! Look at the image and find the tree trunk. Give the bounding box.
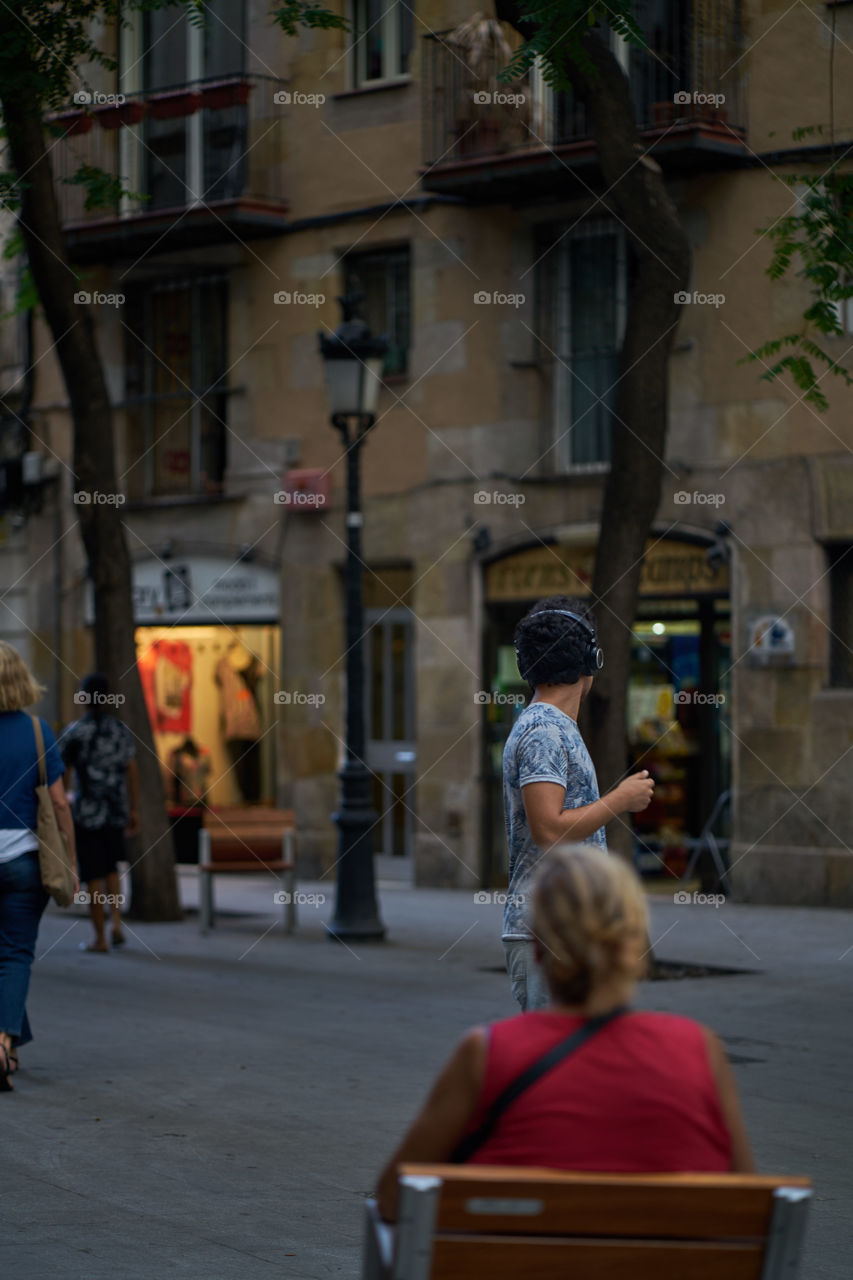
[1,74,181,920]
[565,32,690,858]
[494,10,691,859]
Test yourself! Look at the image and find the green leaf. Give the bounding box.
[271,1,348,36]
[62,163,148,213]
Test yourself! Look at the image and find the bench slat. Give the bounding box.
[205,808,294,827]
[398,1165,811,1241]
[429,1237,764,1280]
[199,861,292,874]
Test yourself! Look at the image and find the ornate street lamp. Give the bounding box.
[318,292,387,941]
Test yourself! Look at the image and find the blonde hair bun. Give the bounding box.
[531,843,649,1005]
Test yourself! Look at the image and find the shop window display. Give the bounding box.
[135,625,279,833]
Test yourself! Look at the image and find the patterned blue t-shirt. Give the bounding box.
[502,702,606,940]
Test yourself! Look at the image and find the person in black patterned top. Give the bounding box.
[60,674,139,953]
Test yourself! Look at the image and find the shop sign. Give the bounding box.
[485,539,728,602]
[85,556,280,624]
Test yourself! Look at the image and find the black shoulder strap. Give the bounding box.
[451,1006,629,1164]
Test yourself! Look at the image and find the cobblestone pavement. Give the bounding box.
[2,871,850,1279]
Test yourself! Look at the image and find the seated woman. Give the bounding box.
[376,844,754,1221]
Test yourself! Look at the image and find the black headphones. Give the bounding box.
[516,608,604,680]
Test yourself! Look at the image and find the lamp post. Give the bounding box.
[319,293,387,941]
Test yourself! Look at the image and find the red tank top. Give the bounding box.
[465,1010,732,1172]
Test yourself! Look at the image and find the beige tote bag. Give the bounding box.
[31,716,75,907]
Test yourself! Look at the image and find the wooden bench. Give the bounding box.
[197,806,297,934]
[363,1163,812,1280]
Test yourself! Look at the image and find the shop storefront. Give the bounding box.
[481,535,730,884]
[129,554,280,855]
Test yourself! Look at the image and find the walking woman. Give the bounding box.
[0,643,75,1091]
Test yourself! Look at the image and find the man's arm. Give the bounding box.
[523,772,654,850]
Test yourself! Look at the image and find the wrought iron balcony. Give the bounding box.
[49,75,287,262]
[422,1,747,199]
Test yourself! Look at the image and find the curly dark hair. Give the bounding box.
[514,596,598,689]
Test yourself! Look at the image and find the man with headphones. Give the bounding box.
[502,595,654,1011]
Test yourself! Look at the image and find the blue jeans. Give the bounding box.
[503,939,551,1012]
[0,850,49,1047]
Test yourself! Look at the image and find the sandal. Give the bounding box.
[8,1049,18,1074]
[111,930,126,948]
[0,1045,14,1093]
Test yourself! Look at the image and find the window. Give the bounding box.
[140,0,247,210]
[351,0,413,86]
[142,0,245,90]
[828,544,853,687]
[124,278,229,500]
[537,221,627,470]
[344,247,411,376]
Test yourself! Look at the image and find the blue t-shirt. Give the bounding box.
[0,711,65,859]
[502,702,606,940]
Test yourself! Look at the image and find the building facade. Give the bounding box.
[1,0,852,902]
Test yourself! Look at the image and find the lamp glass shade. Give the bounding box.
[361,356,385,415]
[323,354,385,417]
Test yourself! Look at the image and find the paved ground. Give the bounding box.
[2,868,851,1279]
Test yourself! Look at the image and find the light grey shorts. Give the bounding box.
[503,938,551,1012]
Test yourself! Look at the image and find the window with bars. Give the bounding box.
[536,221,627,470]
[343,246,411,376]
[123,277,229,500]
[350,0,414,86]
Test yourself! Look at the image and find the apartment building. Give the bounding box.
[1,0,851,902]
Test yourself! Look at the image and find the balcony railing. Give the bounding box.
[422,0,746,183]
[49,75,287,257]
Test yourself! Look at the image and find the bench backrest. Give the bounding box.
[392,1164,812,1280]
[204,807,294,829]
[199,808,295,864]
